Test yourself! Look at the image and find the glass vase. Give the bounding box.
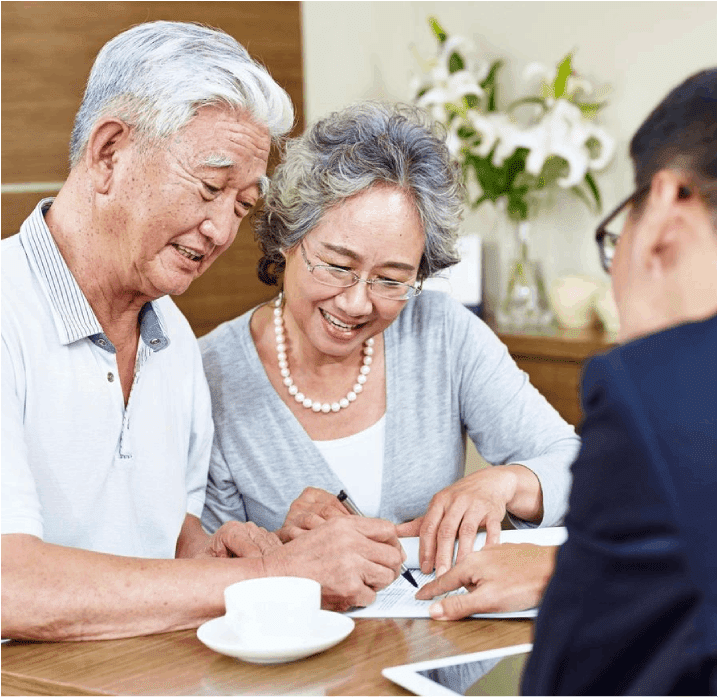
[495,220,554,331]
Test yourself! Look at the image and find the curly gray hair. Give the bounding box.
[255,102,464,285]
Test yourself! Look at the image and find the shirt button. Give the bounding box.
[107,372,115,382]
[97,338,107,347]
[150,338,160,346]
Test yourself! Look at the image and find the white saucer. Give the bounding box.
[196,611,355,664]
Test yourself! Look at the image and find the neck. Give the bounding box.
[45,177,149,340]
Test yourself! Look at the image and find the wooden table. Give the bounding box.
[2,617,533,695]
[495,324,616,428]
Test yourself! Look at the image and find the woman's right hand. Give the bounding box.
[277,486,350,542]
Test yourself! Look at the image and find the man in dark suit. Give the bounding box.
[522,68,716,695]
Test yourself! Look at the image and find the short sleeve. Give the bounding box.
[1,332,44,538]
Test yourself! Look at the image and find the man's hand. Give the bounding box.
[264,516,405,611]
[415,543,557,619]
[197,521,282,559]
[277,487,350,542]
[176,514,281,559]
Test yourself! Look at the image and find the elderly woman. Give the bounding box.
[200,102,579,593]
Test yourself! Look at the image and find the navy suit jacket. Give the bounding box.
[522,316,716,695]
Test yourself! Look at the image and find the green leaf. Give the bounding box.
[584,171,602,211]
[449,51,465,73]
[553,53,573,99]
[578,101,607,118]
[428,17,447,43]
[480,60,504,112]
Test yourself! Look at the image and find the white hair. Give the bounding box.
[69,20,294,168]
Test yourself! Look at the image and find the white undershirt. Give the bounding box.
[313,415,386,518]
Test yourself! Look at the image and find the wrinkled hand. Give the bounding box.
[415,543,557,619]
[264,516,405,611]
[277,487,350,542]
[195,521,282,559]
[396,468,519,576]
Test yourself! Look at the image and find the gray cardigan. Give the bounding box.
[200,291,580,533]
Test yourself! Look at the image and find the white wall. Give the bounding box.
[302,1,716,311]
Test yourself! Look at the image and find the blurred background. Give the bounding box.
[3,0,716,336]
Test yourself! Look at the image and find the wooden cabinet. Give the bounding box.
[494,325,616,429]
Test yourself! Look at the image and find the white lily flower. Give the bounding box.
[566,74,594,98]
[522,61,553,86]
[466,111,502,157]
[417,70,484,111]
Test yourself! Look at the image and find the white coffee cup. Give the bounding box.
[223,577,321,646]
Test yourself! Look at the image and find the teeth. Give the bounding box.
[173,244,203,262]
[321,309,360,330]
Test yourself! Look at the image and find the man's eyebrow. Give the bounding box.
[321,242,417,272]
[200,156,269,198]
[201,154,235,168]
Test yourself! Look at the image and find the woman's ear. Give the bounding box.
[84,118,132,194]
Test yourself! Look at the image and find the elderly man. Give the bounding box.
[419,68,717,694]
[2,21,403,641]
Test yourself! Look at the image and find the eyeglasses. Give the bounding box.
[300,241,422,301]
[594,186,649,273]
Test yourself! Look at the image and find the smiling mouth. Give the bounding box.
[172,243,204,262]
[320,308,366,331]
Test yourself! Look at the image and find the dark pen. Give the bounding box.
[337,489,419,588]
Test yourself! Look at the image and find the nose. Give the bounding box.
[199,201,239,248]
[335,278,373,317]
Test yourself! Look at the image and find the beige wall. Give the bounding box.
[301,1,717,312]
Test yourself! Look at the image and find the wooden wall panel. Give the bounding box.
[2,1,304,336]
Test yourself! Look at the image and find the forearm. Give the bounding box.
[175,513,210,558]
[2,534,267,641]
[499,464,544,523]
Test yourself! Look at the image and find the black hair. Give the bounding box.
[630,68,716,212]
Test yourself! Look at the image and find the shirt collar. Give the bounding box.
[19,198,170,353]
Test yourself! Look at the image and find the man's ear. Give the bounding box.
[642,169,693,273]
[84,118,132,194]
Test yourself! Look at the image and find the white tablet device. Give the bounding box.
[382,643,532,696]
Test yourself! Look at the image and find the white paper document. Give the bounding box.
[346,526,567,620]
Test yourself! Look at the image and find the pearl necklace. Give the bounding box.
[273,294,374,413]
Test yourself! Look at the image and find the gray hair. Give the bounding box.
[255,101,464,285]
[69,20,294,168]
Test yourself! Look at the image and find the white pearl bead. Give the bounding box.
[311,401,322,412]
[273,307,281,317]
[357,374,367,384]
[347,392,357,402]
[277,352,287,362]
[364,346,374,356]
[277,343,286,353]
[295,392,305,403]
[321,403,331,413]
[366,337,375,346]
[363,356,373,365]
[353,384,363,393]
[340,397,350,408]
[331,402,341,412]
[273,317,282,326]
[288,385,298,395]
[274,326,283,335]
[303,397,313,408]
[360,365,370,375]
[278,360,288,370]
[283,377,293,387]
[280,368,290,378]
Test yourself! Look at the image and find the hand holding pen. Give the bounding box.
[337,490,419,588]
